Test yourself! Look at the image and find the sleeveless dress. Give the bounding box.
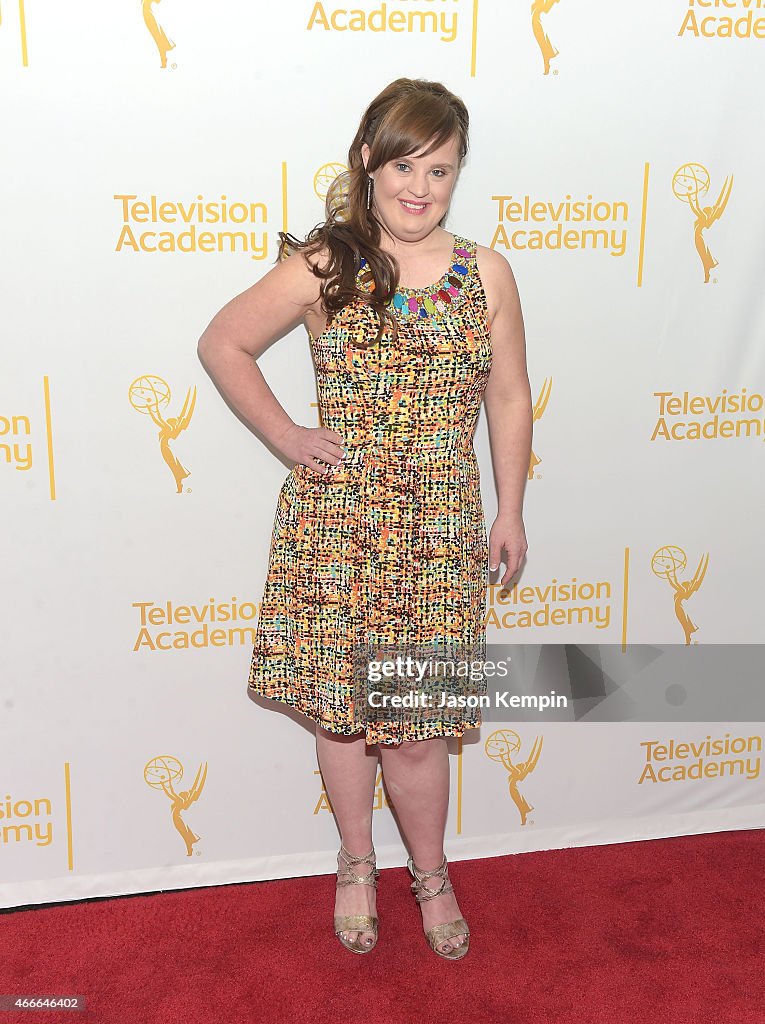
[247,233,493,746]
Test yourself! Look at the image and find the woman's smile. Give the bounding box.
[398,198,431,215]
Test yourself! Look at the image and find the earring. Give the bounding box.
[366,175,373,211]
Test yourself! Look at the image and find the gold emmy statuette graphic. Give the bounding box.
[129,375,196,493]
[531,0,561,75]
[314,163,348,202]
[672,164,733,283]
[485,729,543,826]
[651,545,710,645]
[142,0,175,68]
[529,376,552,479]
[144,755,208,856]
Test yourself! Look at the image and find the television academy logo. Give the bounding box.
[490,193,628,256]
[314,163,348,202]
[485,729,543,825]
[0,788,54,848]
[531,0,561,75]
[306,1,460,42]
[129,375,196,493]
[677,0,765,40]
[132,596,259,651]
[1,407,33,474]
[638,732,761,785]
[0,1,177,67]
[113,194,269,261]
[144,755,208,856]
[651,545,709,645]
[672,163,733,283]
[487,574,614,632]
[1,377,58,498]
[142,0,176,68]
[530,377,552,479]
[650,388,764,443]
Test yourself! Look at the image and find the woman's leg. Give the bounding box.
[315,725,380,947]
[379,737,467,954]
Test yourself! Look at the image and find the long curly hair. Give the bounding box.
[277,78,470,347]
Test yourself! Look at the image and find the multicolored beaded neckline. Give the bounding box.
[357,235,472,320]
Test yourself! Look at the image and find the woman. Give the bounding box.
[197,78,532,960]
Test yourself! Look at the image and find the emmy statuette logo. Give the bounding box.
[531,0,561,75]
[485,729,543,825]
[144,755,208,856]
[530,377,552,479]
[651,545,710,645]
[129,375,196,493]
[142,0,176,68]
[314,163,348,202]
[672,163,733,283]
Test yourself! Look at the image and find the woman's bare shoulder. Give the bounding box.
[474,243,516,281]
[273,243,333,309]
[288,243,333,278]
[279,243,336,336]
[474,244,520,318]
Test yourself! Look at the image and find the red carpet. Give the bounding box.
[1,829,763,1024]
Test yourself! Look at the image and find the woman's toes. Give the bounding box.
[342,928,375,948]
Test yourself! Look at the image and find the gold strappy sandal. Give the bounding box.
[407,853,470,960]
[334,844,380,954]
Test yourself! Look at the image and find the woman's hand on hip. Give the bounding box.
[277,423,345,474]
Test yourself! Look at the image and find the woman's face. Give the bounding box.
[361,135,461,244]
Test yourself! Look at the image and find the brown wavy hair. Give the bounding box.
[277,78,470,347]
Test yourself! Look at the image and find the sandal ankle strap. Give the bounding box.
[407,854,454,902]
[337,845,380,888]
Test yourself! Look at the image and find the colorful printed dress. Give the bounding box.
[247,233,493,746]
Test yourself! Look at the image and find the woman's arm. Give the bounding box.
[197,252,344,472]
[476,245,533,584]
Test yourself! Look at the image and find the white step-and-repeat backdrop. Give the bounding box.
[1,1,763,907]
